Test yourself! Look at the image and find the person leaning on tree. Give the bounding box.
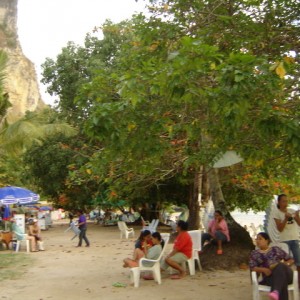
[201,210,230,255]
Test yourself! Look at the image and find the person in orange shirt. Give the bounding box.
[161,220,192,279]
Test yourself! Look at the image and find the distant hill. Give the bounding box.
[0,0,45,122]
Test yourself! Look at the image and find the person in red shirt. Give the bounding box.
[202,210,230,255]
[161,220,192,279]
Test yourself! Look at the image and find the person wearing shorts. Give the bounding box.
[161,220,192,279]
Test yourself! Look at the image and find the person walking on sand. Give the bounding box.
[76,210,90,247]
[161,220,192,279]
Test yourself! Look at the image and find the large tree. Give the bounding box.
[40,1,300,267]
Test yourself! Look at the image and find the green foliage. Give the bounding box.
[24,133,99,209]
[24,134,75,197]
[40,0,300,214]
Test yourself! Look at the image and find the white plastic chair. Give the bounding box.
[117,221,135,239]
[130,233,170,287]
[142,219,159,233]
[14,231,30,253]
[251,270,299,300]
[64,221,81,240]
[186,230,202,275]
[141,216,149,226]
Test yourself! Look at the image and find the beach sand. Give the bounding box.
[1,221,254,300]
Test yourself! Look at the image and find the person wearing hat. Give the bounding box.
[28,219,45,251]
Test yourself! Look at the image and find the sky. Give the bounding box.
[17,0,147,105]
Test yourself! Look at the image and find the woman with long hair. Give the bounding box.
[123,232,163,268]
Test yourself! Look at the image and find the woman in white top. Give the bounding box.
[274,194,300,286]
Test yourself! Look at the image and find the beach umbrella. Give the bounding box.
[213,150,243,168]
[0,186,40,205]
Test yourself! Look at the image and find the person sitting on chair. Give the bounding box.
[11,218,37,252]
[135,230,152,250]
[160,220,192,279]
[28,219,44,251]
[123,232,163,268]
[249,232,294,300]
[201,210,230,255]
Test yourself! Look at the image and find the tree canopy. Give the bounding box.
[36,0,300,220]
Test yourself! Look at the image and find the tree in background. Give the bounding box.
[23,133,100,210]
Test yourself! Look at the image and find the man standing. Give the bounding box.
[161,220,192,279]
[274,194,300,287]
[77,210,90,247]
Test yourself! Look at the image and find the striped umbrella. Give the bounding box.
[0,186,39,205]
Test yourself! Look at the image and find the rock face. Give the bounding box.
[0,0,44,122]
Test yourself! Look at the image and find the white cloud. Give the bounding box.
[17,0,147,104]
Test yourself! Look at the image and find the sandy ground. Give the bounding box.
[1,220,255,300]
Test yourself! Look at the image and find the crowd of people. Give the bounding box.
[120,193,300,300]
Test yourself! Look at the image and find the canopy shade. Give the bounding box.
[0,186,40,205]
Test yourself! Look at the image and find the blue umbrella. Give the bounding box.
[0,186,39,205]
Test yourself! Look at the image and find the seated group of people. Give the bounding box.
[250,194,300,300]
[123,194,300,300]
[11,218,44,252]
[123,213,231,280]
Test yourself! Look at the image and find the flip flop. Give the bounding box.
[112,282,127,287]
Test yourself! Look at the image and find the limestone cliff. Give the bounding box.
[0,0,45,122]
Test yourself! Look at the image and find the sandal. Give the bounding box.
[112,282,127,287]
[217,249,223,255]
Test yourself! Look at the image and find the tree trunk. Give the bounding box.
[187,171,200,230]
[201,167,210,204]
